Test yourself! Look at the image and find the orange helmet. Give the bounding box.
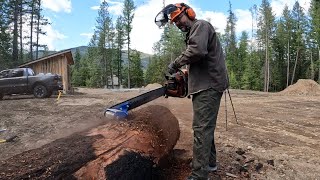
[154,3,196,28]
[170,3,196,24]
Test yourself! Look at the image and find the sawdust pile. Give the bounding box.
[145,83,162,89]
[279,79,320,96]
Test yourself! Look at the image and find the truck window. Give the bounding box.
[11,69,24,77]
[0,70,10,79]
[27,68,35,76]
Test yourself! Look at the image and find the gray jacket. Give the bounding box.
[174,19,229,94]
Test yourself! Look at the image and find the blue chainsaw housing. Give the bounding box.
[105,102,129,119]
[104,87,166,119]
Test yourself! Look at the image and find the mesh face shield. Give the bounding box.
[155,11,168,28]
[154,4,178,28]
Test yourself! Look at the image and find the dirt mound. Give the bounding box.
[145,83,163,89]
[279,79,320,96]
[0,105,180,180]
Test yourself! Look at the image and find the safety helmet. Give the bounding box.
[154,3,196,28]
[170,3,195,23]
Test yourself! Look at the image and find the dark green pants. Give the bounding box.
[191,88,222,179]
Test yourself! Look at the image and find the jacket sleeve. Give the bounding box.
[174,22,209,67]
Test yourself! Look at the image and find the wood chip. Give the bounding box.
[226,172,238,178]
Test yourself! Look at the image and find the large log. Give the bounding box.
[0,105,180,180]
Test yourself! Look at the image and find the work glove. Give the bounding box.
[168,62,179,74]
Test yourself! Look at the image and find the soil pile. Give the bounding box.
[145,83,163,89]
[279,79,320,95]
[0,105,180,180]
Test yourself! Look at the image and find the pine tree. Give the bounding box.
[9,0,20,67]
[0,0,12,70]
[122,0,135,88]
[280,5,294,87]
[34,0,49,59]
[224,1,238,88]
[129,50,144,87]
[71,48,82,86]
[237,31,249,89]
[95,0,112,87]
[272,19,286,91]
[290,1,309,84]
[28,0,36,60]
[257,0,275,92]
[115,16,125,87]
[310,0,320,83]
[86,34,102,87]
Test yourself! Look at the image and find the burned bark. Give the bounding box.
[0,105,180,180]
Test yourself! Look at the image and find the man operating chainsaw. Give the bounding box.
[155,3,229,180]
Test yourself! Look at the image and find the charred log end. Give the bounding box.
[105,150,161,180]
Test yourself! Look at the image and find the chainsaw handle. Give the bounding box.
[164,69,188,98]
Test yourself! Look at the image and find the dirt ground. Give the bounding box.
[0,84,320,179]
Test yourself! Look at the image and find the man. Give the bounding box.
[155,3,229,180]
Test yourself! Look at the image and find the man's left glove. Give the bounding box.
[168,62,179,74]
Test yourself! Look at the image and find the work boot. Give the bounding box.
[208,164,217,172]
[189,162,218,172]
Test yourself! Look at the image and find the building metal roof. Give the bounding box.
[19,49,74,67]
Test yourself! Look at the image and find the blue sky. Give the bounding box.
[40,0,311,54]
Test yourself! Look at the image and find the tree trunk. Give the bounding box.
[286,40,290,87]
[267,45,270,92]
[318,48,320,84]
[264,30,269,92]
[12,0,19,67]
[29,0,35,60]
[110,42,114,89]
[19,0,23,62]
[291,48,300,85]
[127,36,130,89]
[118,49,122,87]
[105,50,108,88]
[36,0,41,59]
[310,51,314,80]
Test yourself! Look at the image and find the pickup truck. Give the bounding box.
[0,68,63,99]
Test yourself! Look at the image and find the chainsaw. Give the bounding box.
[105,69,188,118]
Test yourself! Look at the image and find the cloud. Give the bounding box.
[270,0,311,16]
[39,25,67,50]
[105,0,123,15]
[235,9,254,33]
[196,10,227,33]
[91,0,123,15]
[80,33,94,39]
[42,0,72,13]
[91,6,100,10]
[20,15,66,51]
[130,0,189,54]
[87,0,253,54]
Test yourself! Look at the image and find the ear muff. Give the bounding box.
[168,3,196,24]
[180,3,196,20]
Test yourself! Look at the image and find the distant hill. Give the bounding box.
[71,46,153,69]
[33,46,153,69]
[70,46,88,56]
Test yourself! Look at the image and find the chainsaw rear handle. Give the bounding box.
[165,69,188,98]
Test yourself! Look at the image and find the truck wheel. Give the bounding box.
[33,85,48,98]
[0,93,3,100]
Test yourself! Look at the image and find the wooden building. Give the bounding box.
[19,49,74,93]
